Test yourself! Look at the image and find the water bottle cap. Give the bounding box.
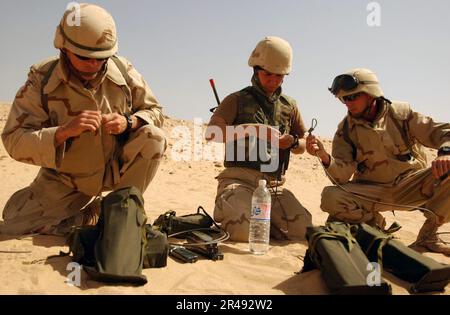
[258,179,267,187]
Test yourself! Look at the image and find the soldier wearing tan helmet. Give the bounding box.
[205,36,312,242]
[0,4,166,236]
[306,68,450,255]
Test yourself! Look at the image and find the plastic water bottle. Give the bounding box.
[249,179,271,255]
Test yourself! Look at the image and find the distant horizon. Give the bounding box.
[1,0,449,137]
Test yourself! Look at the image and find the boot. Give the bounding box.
[79,196,101,226]
[412,218,450,256]
[366,212,387,231]
[47,197,102,236]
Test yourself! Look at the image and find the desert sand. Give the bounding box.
[0,101,448,295]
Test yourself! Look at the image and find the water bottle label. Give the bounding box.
[251,203,271,220]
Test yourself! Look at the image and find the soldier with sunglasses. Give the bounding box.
[0,4,166,236]
[306,68,450,255]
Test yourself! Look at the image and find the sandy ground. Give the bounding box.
[0,101,448,295]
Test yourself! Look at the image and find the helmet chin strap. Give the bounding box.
[360,97,391,122]
[348,97,376,119]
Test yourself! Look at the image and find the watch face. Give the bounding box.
[125,114,133,130]
[439,146,450,155]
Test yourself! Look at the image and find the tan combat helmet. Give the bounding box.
[54,3,118,59]
[330,68,384,101]
[248,36,293,75]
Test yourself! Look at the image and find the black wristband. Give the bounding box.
[437,146,450,156]
[124,113,133,132]
[289,135,299,150]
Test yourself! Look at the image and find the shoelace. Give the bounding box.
[81,198,101,225]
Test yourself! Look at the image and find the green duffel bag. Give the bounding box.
[354,223,450,294]
[302,222,392,295]
[84,186,148,285]
[67,225,168,280]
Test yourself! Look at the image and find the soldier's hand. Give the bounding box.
[102,113,127,135]
[432,155,450,181]
[306,134,330,165]
[55,110,102,146]
[278,134,295,150]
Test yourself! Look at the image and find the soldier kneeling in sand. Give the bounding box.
[0,4,166,236]
[206,36,312,242]
[306,68,450,255]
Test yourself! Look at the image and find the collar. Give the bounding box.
[43,54,128,95]
[251,74,282,104]
[347,99,389,128]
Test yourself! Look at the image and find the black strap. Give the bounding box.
[111,55,132,86]
[388,104,415,157]
[342,103,414,161]
[111,55,133,110]
[40,59,59,114]
[246,88,276,126]
[342,118,357,160]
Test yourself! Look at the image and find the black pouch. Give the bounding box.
[143,224,170,268]
[153,206,214,235]
[354,223,450,293]
[67,225,100,267]
[302,222,392,295]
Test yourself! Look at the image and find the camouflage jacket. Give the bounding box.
[2,55,164,195]
[327,100,450,184]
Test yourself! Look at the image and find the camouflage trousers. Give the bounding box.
[321,168,450,228]
[0,124,167,236]
[214,167,312,242]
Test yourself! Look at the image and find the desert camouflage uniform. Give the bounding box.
[212,77,312,242]
[321,100,450,229]
[0,55,167,235]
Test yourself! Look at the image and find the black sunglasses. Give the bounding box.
[74,53,108,62]
[328,74,377,95]
[342,92,363,102]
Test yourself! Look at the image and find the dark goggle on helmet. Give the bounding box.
[328,74,378,96]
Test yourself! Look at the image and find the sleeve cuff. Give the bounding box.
[40,127,65,169]
[133,111,153,126]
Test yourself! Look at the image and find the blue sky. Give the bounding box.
[0,0,449,137]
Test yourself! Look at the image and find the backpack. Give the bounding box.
[67,186,169,285]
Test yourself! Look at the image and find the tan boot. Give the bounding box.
[366,212,387,231]
[79,196,101,226]
[47,197,102,236]
[412,218,450,256]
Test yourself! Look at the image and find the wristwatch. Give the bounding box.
[437,146,450,156]
[289,135,300,150]
[124,113,133,132]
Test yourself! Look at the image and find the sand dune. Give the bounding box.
[0,102,448,295]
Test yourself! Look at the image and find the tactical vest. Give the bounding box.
[223,86,296,176]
